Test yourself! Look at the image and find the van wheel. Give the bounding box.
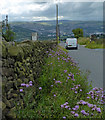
[75,47,78,50]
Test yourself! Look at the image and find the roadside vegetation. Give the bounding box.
[78,37,104,49]
[15,45,105,119]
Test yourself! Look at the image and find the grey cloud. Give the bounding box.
[32,2,103,21]
[57,2,103,20]
[3,2,103,21]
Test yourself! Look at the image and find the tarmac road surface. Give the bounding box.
[59,42,104,89]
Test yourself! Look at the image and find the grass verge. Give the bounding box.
[78,37,105,49]
[15,45,105,119]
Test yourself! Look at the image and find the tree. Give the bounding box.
[2,24,16,42]
[2,16,16,42]
[72,28,83,39]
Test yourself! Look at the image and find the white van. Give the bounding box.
[65,38,78,49]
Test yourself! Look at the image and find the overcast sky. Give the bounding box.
[0,0,104,21]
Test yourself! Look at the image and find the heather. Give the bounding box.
[15,45,105,119]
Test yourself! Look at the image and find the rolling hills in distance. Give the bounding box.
[10,20,103,42]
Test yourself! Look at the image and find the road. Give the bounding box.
[59,42,104,89]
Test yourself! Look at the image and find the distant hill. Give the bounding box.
[10,20,103,41]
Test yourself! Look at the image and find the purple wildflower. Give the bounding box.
[88,103,93,108]
[91,96,94,99]
[65,102,68,104]
[87,97,90,99]
[89,91,94,94]
[26,84,30,87]
[67,77,70,79]
[66,80,68,83]
[96,91,100,94]
[68,73,71,76]
[71,111,75,114]
[95,97,98,101]
[21,83,26,87]
[71,88,74,90]
[61,105,64,108]
[96,108,101,113]
[91,113,94,116]
[85,113,89,116]
[51,85,53,87]
[81,110,88,115]
[54,94,56,97]
[93,87,98,91]
[53,78,55,81]
[80,100,84,102]
[55,81,62,84]
[63,103,67,106]
[71,78,75,81]
[75,91,77,94]
[75,105,79,110]
[92,108,95,111]
[46,51,49,53]
[64,70,67,73]
[65,106,69,108]
[74,113,79,117]
[80,89,82,92]
[29,83,32,86]
[76,86,78,89]
[72,108,76,111]
[81,110,85,114]
[83,101,87,105]
[29,81,32,84]
[63,116,66,119]
[20,89,23,92]
[48,54,52,56]
[39,87,42,90]
[71,74,74,79]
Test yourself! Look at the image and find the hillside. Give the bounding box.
[10,20,103,41]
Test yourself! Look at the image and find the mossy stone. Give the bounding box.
[2,102,6,110]
[7,93,18,100]
[8,46,23,57]
[9,98,15,108]
[6,81,14,91]
[3,98,11,108]
[6,107,16,119]
[2,68,14,77]
[0,60,2,67]
[17,79,22,84]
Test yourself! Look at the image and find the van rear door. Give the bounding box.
[67,38,77,48]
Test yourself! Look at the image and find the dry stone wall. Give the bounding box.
[1,40,57,120]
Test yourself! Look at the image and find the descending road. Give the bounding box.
[59,42,104,89]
